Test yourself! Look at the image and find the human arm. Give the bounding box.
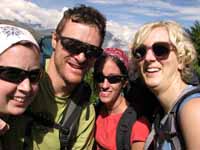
[131,117,150,150]
[72,104,95,150]
[179,97,200,150]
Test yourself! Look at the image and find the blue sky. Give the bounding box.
[1,0,200,50]
[30,0,200,28]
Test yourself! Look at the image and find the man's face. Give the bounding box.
[52,20,102,85]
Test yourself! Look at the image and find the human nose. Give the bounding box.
[17,78,32,93]
[74,52,87,62]
[144,48,157,61]
[101,78,110,88]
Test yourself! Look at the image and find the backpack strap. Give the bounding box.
[59,81,91,150]
[170,86,200,149]
[116,106,137,150]
[172,86,200,113]
[145,86,200,150]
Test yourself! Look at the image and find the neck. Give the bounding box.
[47,55,75,97]
[106,95,128,115]
[152,78,187,113]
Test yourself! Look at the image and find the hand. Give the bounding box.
[0,119,10,135]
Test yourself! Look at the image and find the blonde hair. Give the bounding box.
[130,20,197,83]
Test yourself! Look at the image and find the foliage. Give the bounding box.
[186,21,200,75]
[84,68,98,104]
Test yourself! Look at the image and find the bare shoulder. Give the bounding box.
[179,97,200,149]
[179,97,200,121]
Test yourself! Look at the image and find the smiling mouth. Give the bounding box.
[68,60,88,70]
[69,62,83,69]
[14,97,26,103]
[146,68,160,73]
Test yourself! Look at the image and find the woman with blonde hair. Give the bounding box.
[131,20,200,149]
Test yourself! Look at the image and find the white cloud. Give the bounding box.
[107,20,139,43]
[127,0,200,22]
[0,0,62,28]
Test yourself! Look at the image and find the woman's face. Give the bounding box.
[0,44,40,115]
[136,27,182,92]
[97,58,125,107]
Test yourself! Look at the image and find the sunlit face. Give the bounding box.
[97,58,125,108]
[0,44,40,115]
[137,27,182,92]
[52,20,101,85]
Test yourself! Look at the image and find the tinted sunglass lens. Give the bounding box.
[61,39,81,55]
[29,69,41,83]
[0,68,23,83]
[107,76,122,84]
[153,43,170,59]
[0,67,41,84]
[95,73,104,83]
[85,49,102,58]
[134,46,146,60]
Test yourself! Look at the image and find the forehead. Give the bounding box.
[102,58,121,73]
[61,20,101,46]
[144,27,170,45]
[0,44,39,66]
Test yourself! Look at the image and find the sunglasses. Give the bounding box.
[132,42,174,61]
[0,66,42,84]
[94,73,127,84]
[58,35,103,59]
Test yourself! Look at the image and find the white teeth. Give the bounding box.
[147,68,160,72]
[14,97,24,103]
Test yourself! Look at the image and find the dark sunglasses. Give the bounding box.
[132,42,174,61]
[58,35,103,59]
[94,73,127,84]
[0,66,42,84]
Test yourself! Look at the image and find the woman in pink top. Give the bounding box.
[93,48,150,150]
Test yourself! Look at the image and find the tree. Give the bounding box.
[186,21,200,75]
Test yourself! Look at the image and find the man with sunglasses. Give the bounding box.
[131,20,200,149]
[3,4,106,150]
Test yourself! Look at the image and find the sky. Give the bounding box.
[1,0,200,50]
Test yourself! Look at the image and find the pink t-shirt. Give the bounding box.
[95,113,150,150]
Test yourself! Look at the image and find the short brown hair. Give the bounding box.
[56,4,106,46]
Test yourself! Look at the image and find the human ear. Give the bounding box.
[51,32,58,50]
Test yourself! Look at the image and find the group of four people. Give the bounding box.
[0,4,200,150]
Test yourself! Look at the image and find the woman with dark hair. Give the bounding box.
[93,48,150,150]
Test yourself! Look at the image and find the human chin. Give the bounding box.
[7,98,32,115]
[64,72,83,84]
[99,91,112,104]
[8,106,27,115]
[143,76,161,89]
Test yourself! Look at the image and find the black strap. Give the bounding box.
[59,82,91,150]
[59,99,82,150]
[116,106,137,150]
[172,86,200,113]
